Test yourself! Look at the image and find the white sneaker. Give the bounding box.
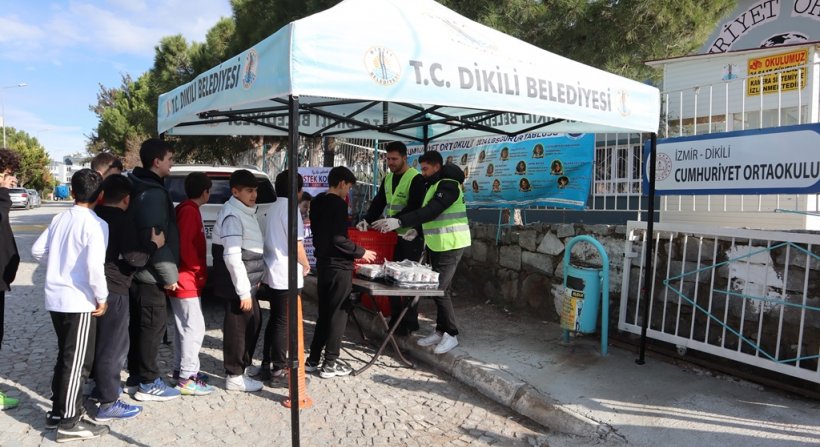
[417,331,443,347]
[433,333,459,354]
[225,374,263,392]
[244,365,261,377]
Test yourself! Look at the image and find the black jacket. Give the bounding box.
[127,167,180,285]
[398,163,465,229]
[95,205,158,295]
[310,192,364,270]
[0,188,19,291]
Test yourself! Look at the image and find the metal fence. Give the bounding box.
[619,221,820,384]
[333,138,386,219]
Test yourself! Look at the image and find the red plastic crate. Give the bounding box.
[348,229,397,316]
[348,229,397,267]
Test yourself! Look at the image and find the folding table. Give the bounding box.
[350,278,444,376]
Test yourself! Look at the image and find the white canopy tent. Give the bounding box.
[158,0,659,140]
[157,0,661,443]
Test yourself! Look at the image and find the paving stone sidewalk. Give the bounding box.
[1,226,581,446]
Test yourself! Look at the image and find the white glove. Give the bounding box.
[401,228,418,241]
[355,220,369,231]
[372,217,401,233]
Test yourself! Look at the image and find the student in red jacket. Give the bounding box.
[168,172,214,395]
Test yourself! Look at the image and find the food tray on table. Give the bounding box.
[355,263,384,280]
[383,260,439,289]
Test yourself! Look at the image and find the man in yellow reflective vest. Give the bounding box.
[357,142,426,335]
[373,150,470,355]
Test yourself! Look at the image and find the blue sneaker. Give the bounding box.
[133,378,181,402]
[95,400,142,421]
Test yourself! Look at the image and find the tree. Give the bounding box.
[87,73,155,165]
[193,18,238,72]
[229,0,341,53]
[4,127,56,192]
[440,0,734,83]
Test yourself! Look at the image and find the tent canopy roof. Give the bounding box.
[158,0,660,142]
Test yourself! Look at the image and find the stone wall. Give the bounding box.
[453,222,626,324]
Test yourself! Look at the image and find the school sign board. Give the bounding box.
[645,123,820,195]
[407,133,594,209]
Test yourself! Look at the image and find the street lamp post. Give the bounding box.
[1,83,29,147]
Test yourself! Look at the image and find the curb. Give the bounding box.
[349,307,604,439]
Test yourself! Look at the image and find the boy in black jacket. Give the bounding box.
[306,166,375,378]
[91,175,165,421]
[125,139,181,401]
[0,148,21,410]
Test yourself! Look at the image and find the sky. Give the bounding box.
[0,0,234,160]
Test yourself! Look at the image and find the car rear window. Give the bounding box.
[9,188,26,194]
[166,174,276,205]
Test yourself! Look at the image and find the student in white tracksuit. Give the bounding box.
[32,169,110,442]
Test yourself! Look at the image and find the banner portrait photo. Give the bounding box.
[407,133,594,209]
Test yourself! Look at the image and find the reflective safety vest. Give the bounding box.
[385,167,419,236]
[421,179,471,252]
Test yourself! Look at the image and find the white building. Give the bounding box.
[49,153,91,184]
[642,0,820,230]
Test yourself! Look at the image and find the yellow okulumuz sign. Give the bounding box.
[746,48,808,95]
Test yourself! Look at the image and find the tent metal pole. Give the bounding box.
[287,94,301,446]
[636,132,657,365]
[371,139,380,199]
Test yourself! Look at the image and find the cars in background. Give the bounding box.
[8,188,31,209]
[166,165,277,266]
[26,189,41,208]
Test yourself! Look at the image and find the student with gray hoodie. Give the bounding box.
[211,170,266,392]
[125,138,181,401]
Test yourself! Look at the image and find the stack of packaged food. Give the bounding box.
[383,260,440,289]
[356,264,384,280]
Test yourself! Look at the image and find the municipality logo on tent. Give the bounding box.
[616,89,631,117]
[242,48,259,90]
[364,47,402,86]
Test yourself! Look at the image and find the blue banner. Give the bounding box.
[407,133,594,209]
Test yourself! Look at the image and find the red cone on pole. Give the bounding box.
[283,295,313,409]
